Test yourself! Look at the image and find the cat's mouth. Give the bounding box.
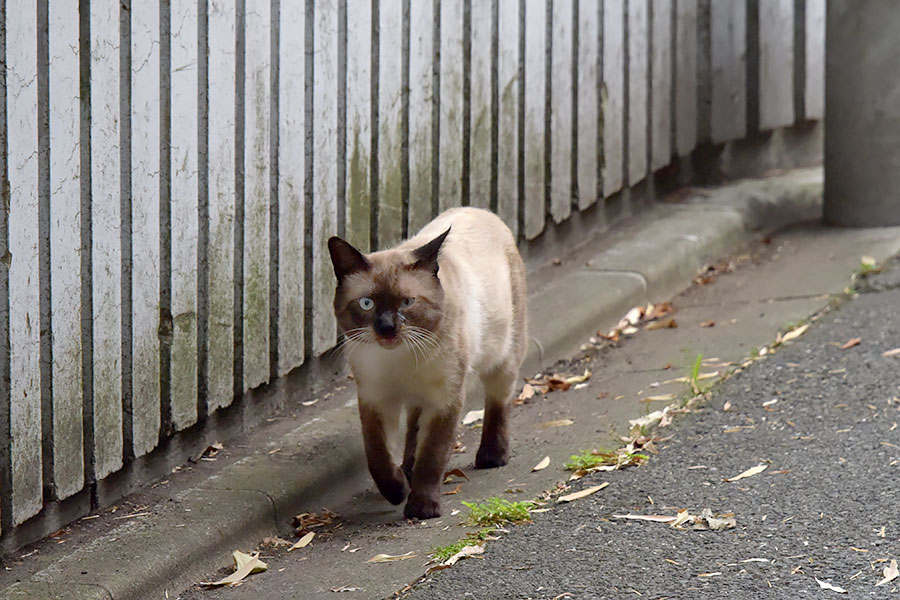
[376,335,402,349]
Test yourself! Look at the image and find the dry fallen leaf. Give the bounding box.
[611,513,676,524]
[557,482,609,503]
[516,384,536,404]
[700,320,716,328]
[367,551,416,563]
[293,509,338,534]
[815,578,847,593]
[462,410,484,425]
[442,484,463,496]
[780,324,810,343]
[645,318,677,331]
[443,468,470,482]
[875,559,899,586]
[643,393,677,403]
[840,337,861,350]
[288,532,315,552]
[437,544,485,569]
[724,464,768,482]
[882,348,900,358]
[564,369,592,384]
[540,419,574,429]
[201,551,267,587]
[532,456,551,472]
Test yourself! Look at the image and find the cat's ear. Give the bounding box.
[411,227,450,275]
[328,236,371,279]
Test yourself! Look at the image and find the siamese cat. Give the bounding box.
[327,207,528,519]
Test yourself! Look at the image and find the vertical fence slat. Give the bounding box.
[6,0,43,524]
[675,0,697,157]
[312,0,339,355]
[468,0,492,209]
[207,0,236,409]
[345,0,371,250]
[576,0,600,211]
[522,0,545,238]
[49,0,85,495]
[91,0,123,481]
[277,0,305,376]
[377,0,404,248]
[407,0,434,234]
[650,0,672,171]
[627,0,648,186]
[438,0,464,212]
[131,0,161,456]
[170,0,199,427]
[549,0,573,224]
[243,1,271,388]
[804,0,824,120]
[602,0,624,197]
[759,0,794,131]
[710,1,746,143]
[496,0,518,233]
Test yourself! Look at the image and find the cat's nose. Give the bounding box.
[373,312,398,338]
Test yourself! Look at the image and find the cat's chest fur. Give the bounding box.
[350,345,448,404]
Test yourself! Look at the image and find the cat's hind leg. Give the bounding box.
[475,365,516,469]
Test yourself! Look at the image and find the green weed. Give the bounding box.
[462,498,534,526]
[564,449,648,471]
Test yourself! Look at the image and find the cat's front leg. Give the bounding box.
[358,402,409,505]
[404,402,460,519]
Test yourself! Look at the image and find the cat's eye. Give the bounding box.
[358,297,375,311]
[401,297,415,308]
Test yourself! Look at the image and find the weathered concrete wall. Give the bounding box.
[824,0,900,226]
[0,0,823,541]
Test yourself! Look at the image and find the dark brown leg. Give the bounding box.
[475,367,515,469]
[358,403,409,505]
[401,407,421,482]
[403,405,460,519]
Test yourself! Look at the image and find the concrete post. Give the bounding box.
[824,0,900,226]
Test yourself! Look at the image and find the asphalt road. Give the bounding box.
[410,259,900,599]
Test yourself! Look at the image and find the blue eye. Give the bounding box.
[401,297,415,308]
[358,297,374,311]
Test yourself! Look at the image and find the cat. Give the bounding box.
[327,207,528,519]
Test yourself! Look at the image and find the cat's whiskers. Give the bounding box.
[401,336,420,369]
[335,328,372,359]
[403,326,443,363]
[402,330,432,368]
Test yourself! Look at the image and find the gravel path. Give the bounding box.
[410,266,900,599]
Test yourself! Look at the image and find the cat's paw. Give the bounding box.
[474,444,509,469]
[404,492,441,519]
[376,472,410,505]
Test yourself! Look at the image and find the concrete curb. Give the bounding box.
[0,168,823,600]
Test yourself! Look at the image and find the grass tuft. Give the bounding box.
[462,498,534,526]
[429,528,495,562]
[564,449,649,471]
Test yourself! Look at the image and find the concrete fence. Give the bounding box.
[0,0,823,538]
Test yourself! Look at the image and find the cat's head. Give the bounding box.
[327,228,450,351]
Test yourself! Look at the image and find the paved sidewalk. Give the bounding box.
[411,254,900,600]
[4,169,898,600]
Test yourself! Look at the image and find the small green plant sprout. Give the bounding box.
[462,498,535,526]
[851,255,882,289]
[688,353,704,395]
[564,448,648,478]
[429,528,496,563]
[858,255,880,275]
